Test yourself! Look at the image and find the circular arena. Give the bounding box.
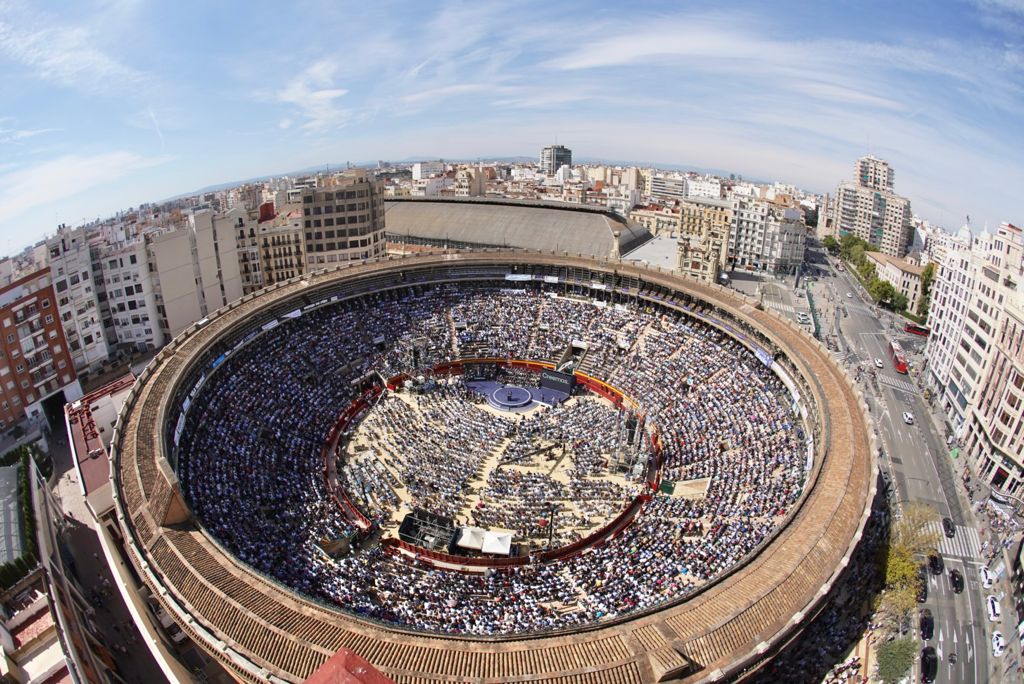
[110,251,876,683]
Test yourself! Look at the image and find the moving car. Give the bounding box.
[949,568,964,593]
[928,554,944,575]
[987,595,1002,622]
[980,566,995,588]
[874,358,884,369]
[920,646,938,683]
[919,608,934,640]
[942,517,955,538]
[846,292,853,299]
[993,631,1006,657]
[902,411,914,425]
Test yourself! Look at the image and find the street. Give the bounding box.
[798,241,1003,683]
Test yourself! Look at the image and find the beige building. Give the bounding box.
[953,223,1024,495]
[147,209,243,341]
[301,170,386,269]
[629,204,681,237]
[866,252,925,312]
[834,155,913,258]
[234,205,306,293]
[453,167,485,197]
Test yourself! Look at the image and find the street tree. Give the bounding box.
[877,638,917,684]
[893,502,941,557]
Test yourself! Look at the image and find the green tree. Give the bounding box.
[917,262,936,318]
[822,235,839,253]
[877,638,917,684]
[869,279,894,303]
[891,291,909,312]
[893,502,941,557]
[884,545,919,589]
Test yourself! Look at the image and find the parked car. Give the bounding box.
[993,631,1006,657]
[987,595,1002,622]
[980,566,995,588]
[874,358,884,368]
[942,517,955,538]
[846,292,853,299]
[921,646,938,683]
[916,577,928,603]
[903,411,914,425]
[928,554,944,575]
[949,568,964,593]
[919,608,934,640]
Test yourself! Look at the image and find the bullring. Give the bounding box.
[110,250,875,683]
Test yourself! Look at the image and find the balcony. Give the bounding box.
[13,305,40,324]
[27,350,53,373]
[31,365,58,388]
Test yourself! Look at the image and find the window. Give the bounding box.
[41,298,49,308]
[44,315,53,324]
[5,334,12,343]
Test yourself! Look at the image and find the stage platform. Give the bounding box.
[465,380,569,412]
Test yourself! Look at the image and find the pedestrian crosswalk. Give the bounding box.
[878,374,918,394]
[764,300,794,314]
[928,522,981,559]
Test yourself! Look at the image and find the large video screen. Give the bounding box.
[540,368,575,394]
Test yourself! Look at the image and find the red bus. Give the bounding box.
[905,323,930,337]
[889,340,908,374]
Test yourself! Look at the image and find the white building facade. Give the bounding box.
[45,226,110,374]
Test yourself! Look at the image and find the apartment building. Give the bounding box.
[147,209,243,341]
[834,155,914,258]
[762,206,807,274]
[301,170,386,270]
[412,161,445,180]
[94,237,164,352]
[866,252,925,313]
[727,197,806,274]
[629,205,682,237]
[855,155,895,191]
[963,223,1024,495]
[0,270,81,429]
[539,145,572,175]
[605,186,640,217]
[45,226,109,374]
[453,167,485,197]
[925,224,1022,432]
[648,174,688,201]
[923,225,973,268]
[679,197,731,277]
[256,208,305,287]
[729,196,769,269]
[686,177,722,199]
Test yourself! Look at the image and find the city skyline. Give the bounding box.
[1,0,1022,252]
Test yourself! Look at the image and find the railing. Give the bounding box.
[382,495,649,569]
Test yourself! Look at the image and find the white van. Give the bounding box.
[987,595,1002,622]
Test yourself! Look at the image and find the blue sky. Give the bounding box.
[0,0,1022,254]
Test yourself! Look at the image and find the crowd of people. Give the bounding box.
[177,282,809,635]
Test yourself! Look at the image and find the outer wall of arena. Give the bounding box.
[108,251,875,684]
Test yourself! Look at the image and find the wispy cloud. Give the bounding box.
[276,60,351,131]
[0,122,60,144]
[0,2,145,92]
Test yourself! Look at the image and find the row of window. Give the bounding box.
[302,188,370,203]
[304,215,372,229]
